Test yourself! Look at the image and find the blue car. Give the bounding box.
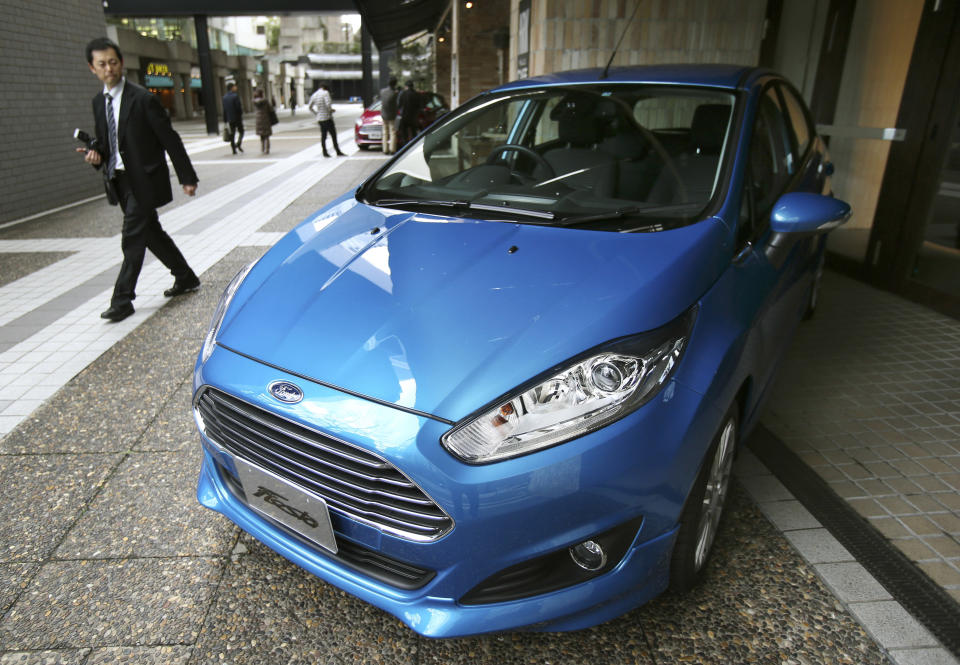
[193,65,850,637]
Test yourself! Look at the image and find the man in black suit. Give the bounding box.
[78,37,201,322]
[222,82,244,154]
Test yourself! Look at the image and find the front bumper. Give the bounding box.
[194,344,718,637]
[355,126,383,146]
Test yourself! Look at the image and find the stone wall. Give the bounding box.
[515,0,766,80]
[0,0,108,225]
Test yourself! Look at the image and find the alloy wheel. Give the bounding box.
[693,416,737,571]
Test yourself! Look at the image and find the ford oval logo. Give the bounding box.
[268,381,303,404]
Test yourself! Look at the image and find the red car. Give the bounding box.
[354,93,449,150]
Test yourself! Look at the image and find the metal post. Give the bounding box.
[194,14,219,136]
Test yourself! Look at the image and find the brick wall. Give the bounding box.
[435,35,452,102]
[456,0,511,103]
[0,0,107,225]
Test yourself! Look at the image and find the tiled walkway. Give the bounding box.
[0,107,958,664]
[764,272,960,603]
[0,119,350,436]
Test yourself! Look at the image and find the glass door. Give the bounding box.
[910,110,960,298]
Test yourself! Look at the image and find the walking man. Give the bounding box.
[308,83,345,157]
[223,82,244,154]
[78,37,201,322]
[396,80,421,149]
[379,77,398,154]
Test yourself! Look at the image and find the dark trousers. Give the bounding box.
[229,121,244,153]
[111,173,194,308]
[397,118,418,149]
[319,119,341,155]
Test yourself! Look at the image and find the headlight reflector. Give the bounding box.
[201,261,256,363]
[442,311,694,464]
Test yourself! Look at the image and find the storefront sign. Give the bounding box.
[144,62,173,88]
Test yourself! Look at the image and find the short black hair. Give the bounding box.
[388,77,397,86]
[85,37,123,64]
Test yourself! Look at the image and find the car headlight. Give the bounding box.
[201,261,256,363]
[441,308,696,464]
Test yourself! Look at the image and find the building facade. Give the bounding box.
[0,0,110,225]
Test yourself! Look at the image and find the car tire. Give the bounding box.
[358,144,369,151]
[669,404,739,592]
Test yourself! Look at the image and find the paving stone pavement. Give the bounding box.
[0,107,957,664]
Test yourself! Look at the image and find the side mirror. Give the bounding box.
[769,192,851,235]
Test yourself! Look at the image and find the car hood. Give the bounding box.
[218,200,731,422]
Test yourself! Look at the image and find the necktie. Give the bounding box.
[105,93,118,178]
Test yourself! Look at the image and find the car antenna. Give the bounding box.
[600,0,642,80]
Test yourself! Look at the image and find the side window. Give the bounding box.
[777,84,812,165]
[739,88,793,246]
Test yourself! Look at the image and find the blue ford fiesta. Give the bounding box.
[193,65,850,637]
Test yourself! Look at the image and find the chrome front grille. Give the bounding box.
[195,388,452,541]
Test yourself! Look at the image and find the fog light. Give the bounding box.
[569,540,606,571]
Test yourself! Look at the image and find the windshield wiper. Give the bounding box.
[371,198,556,221]
[372,198,473,210]
[469,202,556,220]
[557,203,702,227]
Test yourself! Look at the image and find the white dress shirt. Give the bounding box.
[104,78,126,172]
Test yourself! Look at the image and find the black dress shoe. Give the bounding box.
[164,276,201,297]
[336,151,346,156]
[100,304,135,322]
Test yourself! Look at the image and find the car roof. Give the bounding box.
[491,64,761,93]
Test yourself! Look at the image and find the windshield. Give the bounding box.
[362,84,736,231]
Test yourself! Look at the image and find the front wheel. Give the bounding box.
[670,405,738,592]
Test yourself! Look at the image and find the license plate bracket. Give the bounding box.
[234,457,338,554]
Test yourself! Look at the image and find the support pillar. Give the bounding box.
[172,73,187,119]
[361,22,374,108]
[194,14,219,136]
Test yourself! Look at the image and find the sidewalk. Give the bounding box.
[172,101,363,139]
[0,106,957,663]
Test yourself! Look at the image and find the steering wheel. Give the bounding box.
[485,144,556,180]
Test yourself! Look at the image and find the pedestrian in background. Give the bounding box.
[308,83,345,157]
[253,89,274,154]
[396,80,420,149]
[290,86,297,117]
[379,77,398,154]
[77,37,200,322]
[223,82,244,154]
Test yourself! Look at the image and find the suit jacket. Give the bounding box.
[223,91,243,124]
[92,81,198,209]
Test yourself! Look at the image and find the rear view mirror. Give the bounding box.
[770,192,852,234]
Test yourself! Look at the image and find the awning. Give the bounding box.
[354,0,449,49]
[305,69,366,80]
